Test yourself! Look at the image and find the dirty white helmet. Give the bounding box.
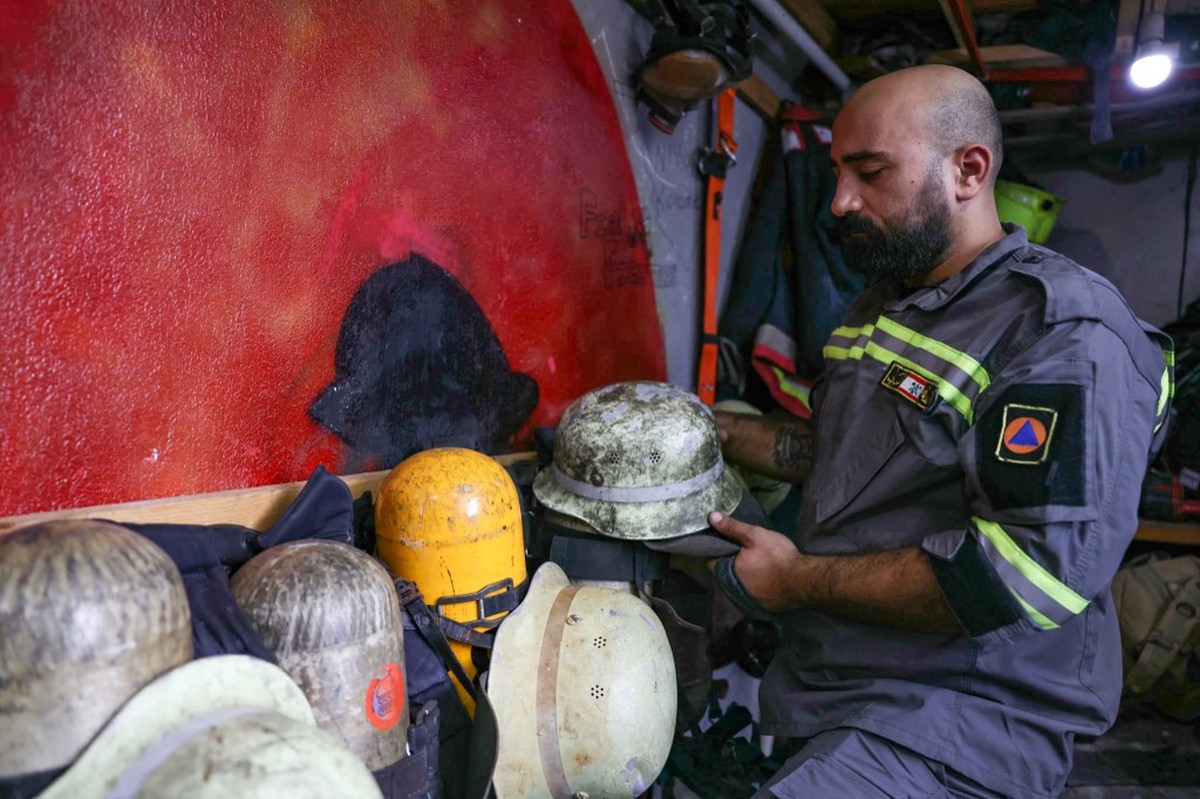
[231,540,408,771]
[37,654,381,799]
[124,710,383,798]
[0,519,192,782]
[487,562,676,798]
[533,380,742,544]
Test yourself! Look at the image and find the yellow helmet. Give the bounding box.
[376,447,527,713]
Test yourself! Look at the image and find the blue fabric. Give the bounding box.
[754,728,1008,799]
[122,464,355,661]
[717,112,866,403]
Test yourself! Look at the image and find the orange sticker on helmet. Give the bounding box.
[365,662,404,730]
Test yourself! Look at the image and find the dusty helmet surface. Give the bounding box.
[375,446,527,712]
[487,562,677,798]
[533,381,742,541]
[0,519,193,780]
[38,655,318,799]
[133,711,383,799]
[231,539,408,770]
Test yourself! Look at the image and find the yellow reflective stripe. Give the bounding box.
[823,343,859,361]
[865,342,975,421]
[830,323,874,341]
[1012,591,1060,631]
[973,516,1088,616]
[824,340,975,420]
[769,365,812,411]
[875,317,990,392]
[1155,364,1171,432]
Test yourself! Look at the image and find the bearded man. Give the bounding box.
[710,65,1174,798]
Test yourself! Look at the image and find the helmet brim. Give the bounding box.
[38,656,315,799]
[532,462,744,543]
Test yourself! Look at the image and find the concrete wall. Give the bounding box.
[574,0,806,388]
[1031,148,1200,328]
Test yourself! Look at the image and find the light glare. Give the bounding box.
[1130,53,1173,88]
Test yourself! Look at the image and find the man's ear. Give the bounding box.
[954,143,993,201]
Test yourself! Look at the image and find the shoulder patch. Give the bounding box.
[995,403,1057,464]
[880,361,937,411]
[976,384,1086,509]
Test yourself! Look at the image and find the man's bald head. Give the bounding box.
[848,65,1003,183]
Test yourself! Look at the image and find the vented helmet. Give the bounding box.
[487,562,676,798]
[533,381,742,544]
[0,519,192,783]
[231,539,408,770]
[375,447,527,713]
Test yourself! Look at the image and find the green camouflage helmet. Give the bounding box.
[533,381,742,541]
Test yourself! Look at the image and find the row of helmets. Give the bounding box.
[0,379,741,799]
[374,380,746,798]
[0,519,393,798]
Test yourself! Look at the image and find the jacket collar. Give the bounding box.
[883,224,1028,312]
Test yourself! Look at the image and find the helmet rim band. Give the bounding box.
[550,458,723,503]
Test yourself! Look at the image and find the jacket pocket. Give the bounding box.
[812,411,907,524]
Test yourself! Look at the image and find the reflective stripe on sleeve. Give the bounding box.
[972,516,1089,629]
[823,317,990,423]
[1154,349,1174,433]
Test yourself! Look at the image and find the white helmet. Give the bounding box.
[533,381,742,546]
[231,540,409,770]
[37,655,380,799]
[0,519,192,782]
[487,562,677,797]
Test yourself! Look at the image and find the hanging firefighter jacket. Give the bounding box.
[716,105,867,416]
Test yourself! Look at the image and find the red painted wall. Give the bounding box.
[0,0,664,515]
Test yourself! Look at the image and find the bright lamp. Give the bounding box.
[1129,6,1174,90]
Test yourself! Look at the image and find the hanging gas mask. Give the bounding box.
[632,0,754,134]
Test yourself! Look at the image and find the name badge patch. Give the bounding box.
[880,362,937,411]
[995,403,1057,464]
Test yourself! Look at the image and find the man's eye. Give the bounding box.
[860,170,883,181]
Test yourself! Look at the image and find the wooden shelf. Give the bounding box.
[1135,519,1200,546]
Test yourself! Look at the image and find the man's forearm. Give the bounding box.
[714,411,814,484]
[789,546,963,634]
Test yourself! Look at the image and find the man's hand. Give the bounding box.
[707,510,965,634]
[707,510,804,612]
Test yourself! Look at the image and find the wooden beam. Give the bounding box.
[737,73,783,120]
[1135,520,1200,546]
[777,0,837,52]
[0,452,537,534]
[929,44,1070,69]
[1114,0,1141,57]
[936,0,971,53]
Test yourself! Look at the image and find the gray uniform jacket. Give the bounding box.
[760,226,1174,798]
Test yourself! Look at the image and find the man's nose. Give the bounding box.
[831,176,862,218]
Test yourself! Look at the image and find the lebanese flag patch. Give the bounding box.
[880,362,937,411]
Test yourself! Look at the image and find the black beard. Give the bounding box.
[838,185,953,283]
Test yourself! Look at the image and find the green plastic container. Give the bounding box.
[994,180,1065,244]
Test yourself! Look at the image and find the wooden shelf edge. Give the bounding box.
[0,452,537,535]
[1135,519,1200,546]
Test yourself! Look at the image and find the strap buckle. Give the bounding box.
[698,140,736,180]
[435,577,521,629]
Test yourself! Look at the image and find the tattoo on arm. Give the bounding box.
[772,427,812,472]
